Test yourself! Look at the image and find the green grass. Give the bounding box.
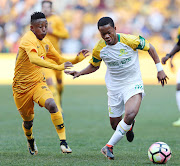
[0,85,180,166]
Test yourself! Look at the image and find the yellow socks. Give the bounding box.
[22,123,33,140]
[48,85,63,112]
[51,111,66,140]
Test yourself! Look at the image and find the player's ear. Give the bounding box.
[30,25,34,31]
[114,26,116,30]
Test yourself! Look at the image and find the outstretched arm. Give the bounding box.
[65,64,99,79]
[148,43,168,86]
[28,51,73,71]
[59,49,90,64]
[47,47,89,65]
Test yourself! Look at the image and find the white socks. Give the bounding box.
[176,91,180,111]
[107,119,132,146]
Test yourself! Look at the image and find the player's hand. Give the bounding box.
[64,62,73,69]
[157,70,168,87]
[64,70,81,79]
[76,49,90,62]
[161,56,169,65]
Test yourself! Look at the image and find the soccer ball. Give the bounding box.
[148,142,171,164]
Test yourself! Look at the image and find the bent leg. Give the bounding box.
[46,77,63,113]
[106,93,142,146]
[38,96,66,140]
[124,93,142,125]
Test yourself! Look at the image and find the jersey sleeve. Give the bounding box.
[89,39,105,67]
[120,34,150,51]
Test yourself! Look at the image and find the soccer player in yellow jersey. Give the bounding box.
[65,17,168,160]
[162,26,180,127]
[12,12,89,155]
[41,0,69,112]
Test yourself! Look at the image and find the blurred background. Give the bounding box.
[1,0,180,84]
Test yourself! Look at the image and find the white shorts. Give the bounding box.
[177,68,180,84]
[108,83,145,118]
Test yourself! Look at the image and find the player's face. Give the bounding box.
[30,18,48,40]
[42,2,52,17]
[99,24,118,45]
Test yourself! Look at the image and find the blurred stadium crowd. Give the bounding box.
[0,0,180,54]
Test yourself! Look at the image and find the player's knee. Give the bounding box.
[23,120,33,129]
[124,112,137,124]
[57,79,62,84]
[45,98,58,113]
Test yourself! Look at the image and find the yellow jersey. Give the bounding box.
[13,31,61,94]
[46,15,69,53]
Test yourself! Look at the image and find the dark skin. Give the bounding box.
[161,43,180,91]
[30,18,48,40]
[65,23,168,129]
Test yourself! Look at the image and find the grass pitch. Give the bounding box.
[0,85,180,166]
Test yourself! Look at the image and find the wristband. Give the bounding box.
[156,63,163,72]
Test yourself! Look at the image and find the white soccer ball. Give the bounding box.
[148,142,171,164]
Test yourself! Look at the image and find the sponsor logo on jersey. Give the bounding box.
[107,57,131,67]
[119,49,128,56]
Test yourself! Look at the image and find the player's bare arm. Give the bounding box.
[161,40,180,71]
[65,64,99,79]
[148,43,168,86]
[162,44,180,64]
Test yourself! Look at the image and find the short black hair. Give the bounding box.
[97,17,115,29]
[42,0,52,7]
[31,12,46,24]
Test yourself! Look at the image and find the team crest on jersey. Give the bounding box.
[119,49,128,56]
[45,44,49,52]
